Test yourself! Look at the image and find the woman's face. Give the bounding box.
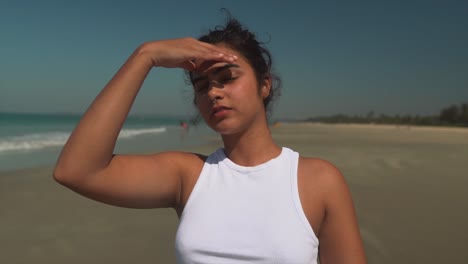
[192,45,269,135]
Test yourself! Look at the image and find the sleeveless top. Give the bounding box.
[175,147,319,263]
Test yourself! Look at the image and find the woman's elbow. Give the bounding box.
[52,161,82,187]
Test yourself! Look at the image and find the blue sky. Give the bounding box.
[1,0,467,119]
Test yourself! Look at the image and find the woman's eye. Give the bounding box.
[219,76,237,83]
[194,76,238,93]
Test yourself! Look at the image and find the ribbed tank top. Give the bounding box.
[175,147,319,263]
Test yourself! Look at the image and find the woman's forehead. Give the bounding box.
[214,42,237,53]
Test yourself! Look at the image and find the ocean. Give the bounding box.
[0,112,215,172]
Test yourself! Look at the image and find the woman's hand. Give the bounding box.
[136,38,237,71]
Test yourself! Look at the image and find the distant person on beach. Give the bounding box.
[54,11,366,263]
[179,121,189,140]
[180,121,189,130]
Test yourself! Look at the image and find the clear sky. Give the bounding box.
[1,0,467,119]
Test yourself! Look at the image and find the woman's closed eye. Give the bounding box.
[194,76,238,93]
[213,72,238,86]
[218,76,238,84]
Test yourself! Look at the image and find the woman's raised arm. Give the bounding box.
[53,38,236,209]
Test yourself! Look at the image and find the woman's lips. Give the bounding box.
[212,106,232,117]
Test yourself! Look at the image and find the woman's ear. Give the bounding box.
[261,77,272,99]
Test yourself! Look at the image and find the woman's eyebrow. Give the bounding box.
[192,63,240,84]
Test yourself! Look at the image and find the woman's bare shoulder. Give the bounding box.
[298,156,351,203]
[299,156,366,262]
[148,150,207,167]
[146,150,208,181]
[298,156,345,186]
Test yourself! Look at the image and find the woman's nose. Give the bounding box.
[206,81,224,102]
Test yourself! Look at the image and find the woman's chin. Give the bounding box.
[209,121,242,135]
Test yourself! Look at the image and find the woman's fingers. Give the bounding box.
[142,38,237,69]
[179,39,237,65]
[189,52,237,70]
[180,60,197,71]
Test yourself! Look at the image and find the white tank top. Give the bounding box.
[175,147,319,263]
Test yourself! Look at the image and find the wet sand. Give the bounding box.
[1,123,467,263]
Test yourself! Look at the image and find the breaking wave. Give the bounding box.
[0,127,167,154]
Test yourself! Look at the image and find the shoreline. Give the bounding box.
[2,121,467,174]
[279,121,468,132]
[0,124,220,173]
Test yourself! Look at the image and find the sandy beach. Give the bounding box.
[1,123,467,263]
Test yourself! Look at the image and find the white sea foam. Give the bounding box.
[0,127,167,154]
[118,127,166,138]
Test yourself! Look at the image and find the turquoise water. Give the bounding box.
[0,112,213,172]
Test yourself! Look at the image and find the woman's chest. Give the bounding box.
[176,191,318,263]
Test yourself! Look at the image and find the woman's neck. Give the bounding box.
[221,122,281,167]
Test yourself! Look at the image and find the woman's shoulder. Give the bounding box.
[154,150,208,160]
[298,156,348,195]
[158,151,210,216]
[298,156,342,176]
[148,150,207,170]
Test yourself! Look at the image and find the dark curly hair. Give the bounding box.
[188,11,281,118]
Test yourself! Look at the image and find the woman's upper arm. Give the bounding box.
[54,151,204,209]
[313,160,367,264]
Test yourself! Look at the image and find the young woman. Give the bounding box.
[54,16,366,263]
